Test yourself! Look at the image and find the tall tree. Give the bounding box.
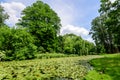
[90,0,120,53]
[90,15,109,53]
[0,5,9,26]
[17,1,61,53]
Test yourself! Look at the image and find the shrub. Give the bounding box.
[0,51,6,61]
[0,27,37,60]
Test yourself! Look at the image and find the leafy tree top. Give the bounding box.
[0,5,9,26]
[17,0,61,34]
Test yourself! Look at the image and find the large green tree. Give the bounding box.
[90,0,120,53]
[0,5,9,26]
[90,15,108,53]
[17,1,61,53]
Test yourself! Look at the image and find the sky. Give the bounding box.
[0,0,115,42]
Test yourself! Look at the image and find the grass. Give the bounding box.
[85,53,120,80]
[85,70,112,80]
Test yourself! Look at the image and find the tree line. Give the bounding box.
[0,1,96,61]
[1,0,119,60]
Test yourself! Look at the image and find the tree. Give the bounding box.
[61,33,95,55]
[0,5,9,26]
[90,0,120,53]
[104,0,120,52]
[17,1,61,53]
[0,27,37,60]
[90,16,108,53]
[63,34,77,54]
[11,27,37,60]
[57,35,64,53]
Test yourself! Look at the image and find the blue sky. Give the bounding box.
[0,0,115,42]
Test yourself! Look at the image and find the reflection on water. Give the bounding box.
[77,60,93,71]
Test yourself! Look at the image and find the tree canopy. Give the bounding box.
[90,0,120,53]
[59,34,95,55]
[17,1,61,53]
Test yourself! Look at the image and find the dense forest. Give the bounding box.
[0,0,119,61]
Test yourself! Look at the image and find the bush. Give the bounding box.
[0,51,6,61]
[0,27,37,61]
[14,44,37,60]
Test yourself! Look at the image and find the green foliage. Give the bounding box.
[0,51,6,61]
[0,26,12,52]
[85,70,112,80]
[0,27,37,60]
[61,33,96,55]
[11,28,37,60]
[0,57,91,80]
[17,1,61,53]
[88,54,120,80]
[90,0,120,53]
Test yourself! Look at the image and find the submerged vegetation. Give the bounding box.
[1,54,119,80]
[0,56,99,80]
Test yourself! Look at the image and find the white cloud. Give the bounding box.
[86,37,94,43]
[1,2,26,26]
[1,0,36,6]
[110,0,116,3]
[61,24,89,36]
[44,0,92,41]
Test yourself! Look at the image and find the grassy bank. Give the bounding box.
[85,53,120,80]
